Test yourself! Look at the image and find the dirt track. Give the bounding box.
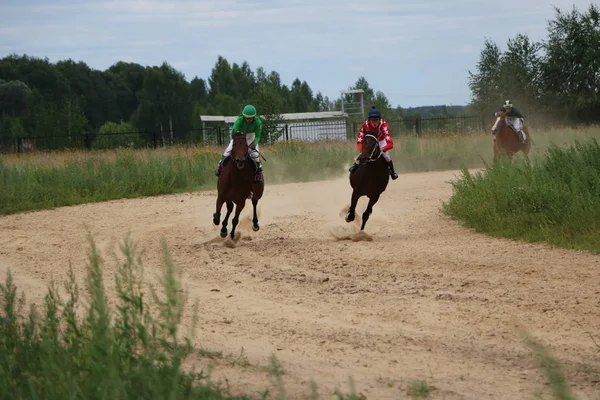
[1,169,599,399]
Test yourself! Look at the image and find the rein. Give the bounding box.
[362,133,382,162]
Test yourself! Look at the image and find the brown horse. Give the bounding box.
[345,132,390,231]
[491,111,532,162]
[213,131,264,239]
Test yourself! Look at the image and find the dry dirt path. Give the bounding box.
[1,170,599,399]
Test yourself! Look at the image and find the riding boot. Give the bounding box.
[349,162,359,174]
[254,166,264,183]
[518,130,526,144]
[387,160,399,180]
[215,156,226,176]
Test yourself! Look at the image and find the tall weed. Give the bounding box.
[444,138,600,252]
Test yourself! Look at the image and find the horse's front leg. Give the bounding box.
[360,194,380,231]
[220,202,234,238]
[213,196,224,225]
[230,201,246,240]
[346,190,360,223]
[251,198,260,231]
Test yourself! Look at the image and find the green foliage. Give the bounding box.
[469,4,600,122]
[131,62,194,142]
[28,99,88,145]
[0,115,26,140]
[542,4,600,120]
[0,53,350,149]
[4,126,600,216]
[0,79,31,116]
[0,235,253,400]
[0,149,217,214]
[444,138,600,253]
[0,80,32,141]
[468,37,542,114]
[339,76,392,119]
[253,85,285,144]
[96,121,145,149]
[523,333,579,400]
[0,127,501,215]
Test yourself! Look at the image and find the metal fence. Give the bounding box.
[0,114,529,154]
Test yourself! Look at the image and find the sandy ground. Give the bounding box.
[1,169,599,399]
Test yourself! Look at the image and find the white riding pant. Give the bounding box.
[507,117,524,132]
[379,139,392,162]
[223,133,261,167]
[493,116,525,135]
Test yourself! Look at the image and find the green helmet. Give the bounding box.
[242,104,257,118]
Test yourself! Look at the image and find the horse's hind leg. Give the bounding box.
[251,198,260,231]
[230,202,246,240]
[220,202,234,238]
[346,190,360,223]
[360,194,380,231]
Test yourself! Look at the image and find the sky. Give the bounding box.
[0,0,596,108]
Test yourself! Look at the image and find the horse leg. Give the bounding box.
[230,201,246,240]
[213,196,224,226]
[345,190,360,223]
[251,197,260,231]
[360,194,380,231]
[220,201,234,238]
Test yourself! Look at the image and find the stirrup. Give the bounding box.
[254,173,263,183]
[215,158,225,176]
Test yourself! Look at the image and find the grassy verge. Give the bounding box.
[0,235,254,399]
[443,138,600,253]
[0,236,585,399]
[2,126,600,215]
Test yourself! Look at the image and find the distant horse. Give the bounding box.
[491,111,532,162]
[213,131,264,239]
[345,132,390,231]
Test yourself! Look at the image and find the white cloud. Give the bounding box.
[0,0,596,106]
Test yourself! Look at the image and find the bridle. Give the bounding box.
[360,133,382,163]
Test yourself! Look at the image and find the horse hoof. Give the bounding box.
[345,214,354,223]
[220,230,227,238]
[213,213,220,225]
[252,225,260,232]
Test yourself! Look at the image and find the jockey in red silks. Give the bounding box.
[348,106,398,180]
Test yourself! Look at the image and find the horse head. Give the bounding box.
[231,131,249,169]
[358,131,381,164]
[491,111,507,135]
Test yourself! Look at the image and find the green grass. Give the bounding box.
[443,137,600,253]
[2,126,600,215]
[0,150,218,214]
[523,332,579,400]
[0,235,254,399]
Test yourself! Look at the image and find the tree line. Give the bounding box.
[0,50,403,146]
[0,3,597,148]
[467,4,600,123]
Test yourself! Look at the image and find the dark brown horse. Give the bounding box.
[213,131,264,239]
[345,132,390,231]
[491,111,532,162]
